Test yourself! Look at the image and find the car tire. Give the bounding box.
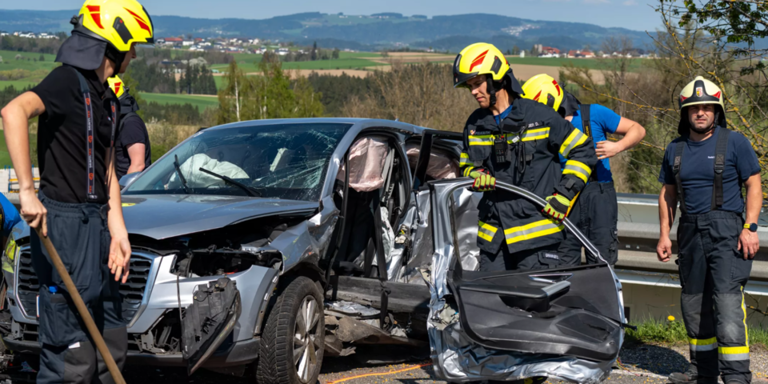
[256,276,325,384]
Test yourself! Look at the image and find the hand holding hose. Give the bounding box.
[469,169,496,192]
[542,193,571,222]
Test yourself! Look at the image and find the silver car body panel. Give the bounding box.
[121,195,319,240]
[427,180,626,383]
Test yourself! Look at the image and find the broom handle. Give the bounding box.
[36,229,126,384]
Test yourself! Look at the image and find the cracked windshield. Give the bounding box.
[124,123,350,201]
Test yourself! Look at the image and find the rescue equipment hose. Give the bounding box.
[35,229,126,384]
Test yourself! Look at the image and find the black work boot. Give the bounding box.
[668,371,718,384]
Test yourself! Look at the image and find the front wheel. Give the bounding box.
[256,276,325,384]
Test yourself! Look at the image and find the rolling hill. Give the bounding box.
[0,10,654,52]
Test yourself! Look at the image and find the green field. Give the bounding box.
[0,50,58,71]
[213,57,383,74]
[0,79,40,90]
[0,131,12,168]
[139,92,219,110]
[338,51,380,58]
[280,58,383,70]
[505,56,644,71]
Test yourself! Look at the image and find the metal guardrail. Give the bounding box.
[615,193,768,296]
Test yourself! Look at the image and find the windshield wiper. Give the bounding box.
[198,167,262,197]
[174,155,191,194]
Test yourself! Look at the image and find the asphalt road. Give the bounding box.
[2,343,767,384]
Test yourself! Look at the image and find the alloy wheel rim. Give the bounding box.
[293,295,321,383]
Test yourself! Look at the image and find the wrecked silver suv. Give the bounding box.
[1,118,625,384]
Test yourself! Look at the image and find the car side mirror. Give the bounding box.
[119,172,141,189]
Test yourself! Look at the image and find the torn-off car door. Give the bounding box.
[426,180,626,384]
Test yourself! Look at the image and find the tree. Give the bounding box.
[311,41,318,61]
[38,54,44,61]
[217,60,249,123]
[216,60,324,124]
[292,75,324,118]
[332,48,340,59]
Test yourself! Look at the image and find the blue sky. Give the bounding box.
[6,0,662,31]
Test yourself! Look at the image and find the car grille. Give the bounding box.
[15,247,38,320]
[120,257,153,321]
[15,246,154,322]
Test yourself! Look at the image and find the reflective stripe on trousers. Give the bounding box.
[677,210,751,383]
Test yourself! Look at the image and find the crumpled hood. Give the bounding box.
[121,194,318,240]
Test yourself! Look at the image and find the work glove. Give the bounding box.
[542,193,571,222]
[469,169,496,192]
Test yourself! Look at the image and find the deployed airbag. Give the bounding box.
[337,137,390,192]
[406,144,460,180]
[169,153,249,189]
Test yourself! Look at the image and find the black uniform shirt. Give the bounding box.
[115,114,151,180]
[659,126,761,214]
[31,65,114,204]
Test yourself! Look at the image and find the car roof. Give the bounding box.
[203,118,428,135]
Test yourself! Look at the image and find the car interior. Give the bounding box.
[325,130,623,363]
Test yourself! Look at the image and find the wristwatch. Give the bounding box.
[744,223,758,233]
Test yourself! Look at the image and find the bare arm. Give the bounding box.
[106,151,131,283]
[739,173,762,259]
[657,183,677,262]
[596,117,647,160]
[1,92,48,235]
[126,143,146,174]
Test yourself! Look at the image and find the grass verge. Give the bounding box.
[626,317,768,348]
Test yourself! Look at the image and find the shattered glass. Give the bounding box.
[125,123,350,202]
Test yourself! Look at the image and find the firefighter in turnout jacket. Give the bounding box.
[454,43,597,271]
[657,76,762,384]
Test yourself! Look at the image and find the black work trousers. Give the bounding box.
[479,243,562,272]
[558,182,618,266]
[30,191,127,384]
[677,210,751,384]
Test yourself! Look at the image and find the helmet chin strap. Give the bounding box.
[486,75,497,107]
[105,45,126,76]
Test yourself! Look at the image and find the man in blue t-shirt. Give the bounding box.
[555,91,646,265]
[657,76,761,384]
[0,193,21,246]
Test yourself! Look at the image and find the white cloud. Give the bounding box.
[623,0,637,5]
[583,0,610,4]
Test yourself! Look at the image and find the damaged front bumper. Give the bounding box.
[3,248,279,368]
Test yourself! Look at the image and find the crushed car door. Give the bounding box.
[426,179,627,383]
[388,130,466,283]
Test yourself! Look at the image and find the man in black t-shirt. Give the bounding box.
[0,1,154,382]
[108,76,151,180]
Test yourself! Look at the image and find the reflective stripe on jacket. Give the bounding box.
[460,98,596,254]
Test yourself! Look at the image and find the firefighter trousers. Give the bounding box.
[558,182,618,266]
[30,191,127,384]
[677,210,751,384]
[479,243,562,272]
